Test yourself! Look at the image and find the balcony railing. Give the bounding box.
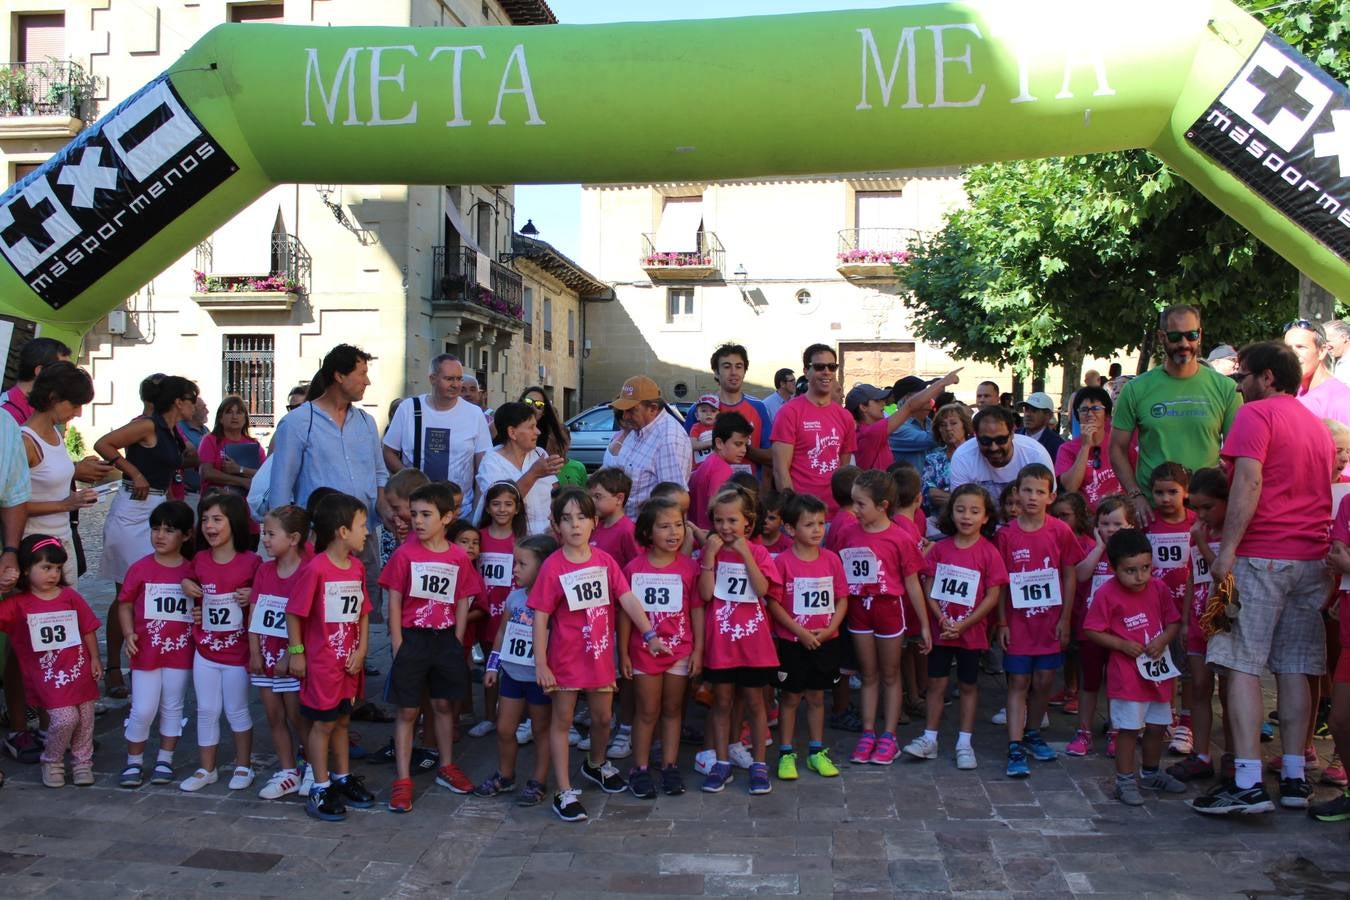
[431,245,524,321]
[640,231,724,280]
[0,60,98,118]
[193,234,312,295]
[836,228,921,282]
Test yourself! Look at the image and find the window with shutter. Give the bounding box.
[17,14,64,63]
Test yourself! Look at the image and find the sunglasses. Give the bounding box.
[1229,371,1251,383]
[809,362,839,373]
[1283,318,1323,334]
[977,434,1011,447]
[1163,329,1202,342]
[523,398,546,409]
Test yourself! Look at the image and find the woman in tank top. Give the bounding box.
[94,374,198,697]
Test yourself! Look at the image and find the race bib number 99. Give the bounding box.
[1009,569,1062,609]
[632,572,682,614]
[1149,532,1189,570]
[930,564,979,608]
[144,583,192,623]
[27,609,79,651]
[323,581,363,624]
[249,594,289,638]
[560,566,609,612]
[203,593,243,632]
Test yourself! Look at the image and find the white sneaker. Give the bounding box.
[299,763,315,797]
[728,741,754,770]
[902,735,938,760]
[516,720,533,746]
[468,719,496,738]
[228,766,255,791]
[1169,724,1194,756]
[573,705,591,727]
[992,707,1008,725]
[955,746,978,770]
[258,768,301,800]
[607,725,632,760]
[568,726,583,747]
[1041,711,1050,729]
[577,733,592,751]
[179,767,219,792]
[693,749,716,775]
[849,675,863,690]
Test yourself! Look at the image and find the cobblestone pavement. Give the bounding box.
[0,506,1347,897]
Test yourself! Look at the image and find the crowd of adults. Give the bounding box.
[1,304,1349,821]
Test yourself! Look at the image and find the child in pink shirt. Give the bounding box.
[688,412,752,533]
[1144,462,1197,755]
[587,467,640,569]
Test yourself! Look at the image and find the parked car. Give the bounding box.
[565,401,689,471]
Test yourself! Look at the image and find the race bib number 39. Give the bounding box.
[560,566,609,612]
[323,581,363,624]
[410,561,458,603]
[839,548,879,588]
[1009,569,1062,609]
[144,583,191,623]
[931,563,979,608]
[632,572,683,614]
[792,576,835,617]
[714,561,756,603]
[1149,532,1190,570]
[478,553,513,588]
[250,594,289,638]
[501,620,534,665]
[27,609,79,650]
[203,593,243,632]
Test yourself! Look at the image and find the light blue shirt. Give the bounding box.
[888,415,937,471]
[0,412,31,508]
[268,401,388,516]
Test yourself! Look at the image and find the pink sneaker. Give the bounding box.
[850,732,876,764]
[870,733,899,766]
[1065,729,1092,757]
[1105,730,1118,759]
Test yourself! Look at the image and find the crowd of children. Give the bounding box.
[3,403,1348,824]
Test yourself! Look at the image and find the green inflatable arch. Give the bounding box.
[0,0,1346,349]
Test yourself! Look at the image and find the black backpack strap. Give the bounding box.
[412,396,423,471]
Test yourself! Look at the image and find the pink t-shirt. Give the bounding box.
[995,516,1086,656]
[770,395,857,514]
[893,510,927,550]
[1298,376,1350,471]
[472,530,516,643]
[854,419,894,471]
[288,552,371,711]
[824,508,858,552]
[1221,394,1334,561]
[624,553,702,673]
[528,547,630,689]
[758,532,793,557]
[0,587,101,709]
[772,547,849,639]
[190,550,262,667]
[1072,541,1109,639]
[249,555,310,675]
[703,542,783,669]
[1146,512,1196,611]
[1082,576,1180,702]
[1054,428,1137,511]
[378,541,483,631]
[688,454,735,531]
[834,520,924,600]
[591,516,640,570]
[924,536,1008,650]
[118,555,195,671]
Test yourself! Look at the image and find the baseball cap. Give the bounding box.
[845,383,891,411]
[610,375,662,410]
[1206,344,1237,363]
[1017,391,1056,412]
[891,375,928,401]
[695,393,720,409]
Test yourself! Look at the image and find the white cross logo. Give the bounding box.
[56,147,119,208]
[1312,109,1350,178]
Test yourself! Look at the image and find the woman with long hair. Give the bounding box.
[519,386,569,458]
[198,395,265,498]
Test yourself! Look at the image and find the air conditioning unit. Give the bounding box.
[107,310,129,335]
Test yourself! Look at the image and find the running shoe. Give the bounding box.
[777,751,799,781]
[1065,729,1092,757]
[517,779,547,806]
[850,732,876,764]
[467,720,495,738]
[473,772,516,798]
[870,733,899,766]
[333,774,375,808]
[1115,777,1144,806]
[1278,777,1313,809]
[1166,754,1215,782]
[305,784,347,821]
[1168,725,1193,756]
[1308,790,1350,822]
[1321,755,1347,787]
[807,748,840,777]
[1188,781,1275,815]
[387,777,413,813]
[580,758,627,793]
[954,746,978,771]
[1139,769,1186,793]
[552,788,587,822]
[693,749,716,775]
[702,761,733,793]
[629,767,657,799]
[516,720,533,746]
[436,763,475,794]
[259,768,302,799]
[747,762,772,795]
[608,724,633,760]
[661,764,686,795]
[1023,731,1057,762]
[902,734,938,761]
[727,741,754,770]
[1005,743,1030,778]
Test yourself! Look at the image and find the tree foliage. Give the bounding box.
[897,0,1346,378]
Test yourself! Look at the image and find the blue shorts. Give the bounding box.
[1003,652,1064,676]
[499,670,550,706]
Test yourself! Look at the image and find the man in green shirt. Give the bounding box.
[1109,304,1242,525]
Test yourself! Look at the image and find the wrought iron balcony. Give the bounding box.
[836,227,920,282]
[191,234,311,311]
[0,60,98,119]
[640,231,724,280]
[431,245,524,322]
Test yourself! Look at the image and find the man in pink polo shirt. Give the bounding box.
[771,344,856,514]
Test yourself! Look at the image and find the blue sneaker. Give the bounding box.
[748,762,772,795]
[1024,731,1057,762]
[1260,721,1275,743]
[1005,743,1030,778]
[305,784,347,821]
[702,761,733,793]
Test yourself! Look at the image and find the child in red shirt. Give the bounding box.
[689,412,752,533]
[287,493,374,822]
[0,535,102,788]
[471,481,527,741]
[1145,462,1197,755]
[905,484,1007,769]
[587,467,640,569]
[1083,528,1185,806]
[768,492,848,780]
[117,501,195,788]
[823,465,861,553]
[758,490,792,557]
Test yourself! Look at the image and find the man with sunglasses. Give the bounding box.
[1284,320,1350,475]
[947,405,1052,498]
[771,344,856,514]
[1111,304,1241,526]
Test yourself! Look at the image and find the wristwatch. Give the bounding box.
[2,545,16,554]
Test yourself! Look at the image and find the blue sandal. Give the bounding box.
[150,761,174,785]
[119,763,143,788]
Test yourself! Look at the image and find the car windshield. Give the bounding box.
[572,407,618,432]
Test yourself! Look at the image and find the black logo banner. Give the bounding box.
[1186,33,1350,266]
[0,75,237,310]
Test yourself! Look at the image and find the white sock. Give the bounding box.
[1196,752,1211,763]
[126,753,144,766]
[923,730,938,744]
[1282,754,1306,781]
[157,748,174,764]
[957,732,973,750]
[1234,758,1261,790]
[314,779,331,790]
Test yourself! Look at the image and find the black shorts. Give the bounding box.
[927,645,981,686]
[776,638,842,693]
[836,628,859,673]
[703,665,778,688]
[389,628,469,707]
[300,697,353,722]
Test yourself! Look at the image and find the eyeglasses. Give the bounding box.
[1163,329,1202,342]
[809,362,839,373]
[977,434,1011,447]
[1076,404,1106,415]
[523,398,546,409]
[1229,371,1251,383]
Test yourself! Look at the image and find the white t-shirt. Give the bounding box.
[948,434,1053,497]
[473,447,557,535]
[383,395,492,515]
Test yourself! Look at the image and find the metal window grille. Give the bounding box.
[223,335,275,427]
